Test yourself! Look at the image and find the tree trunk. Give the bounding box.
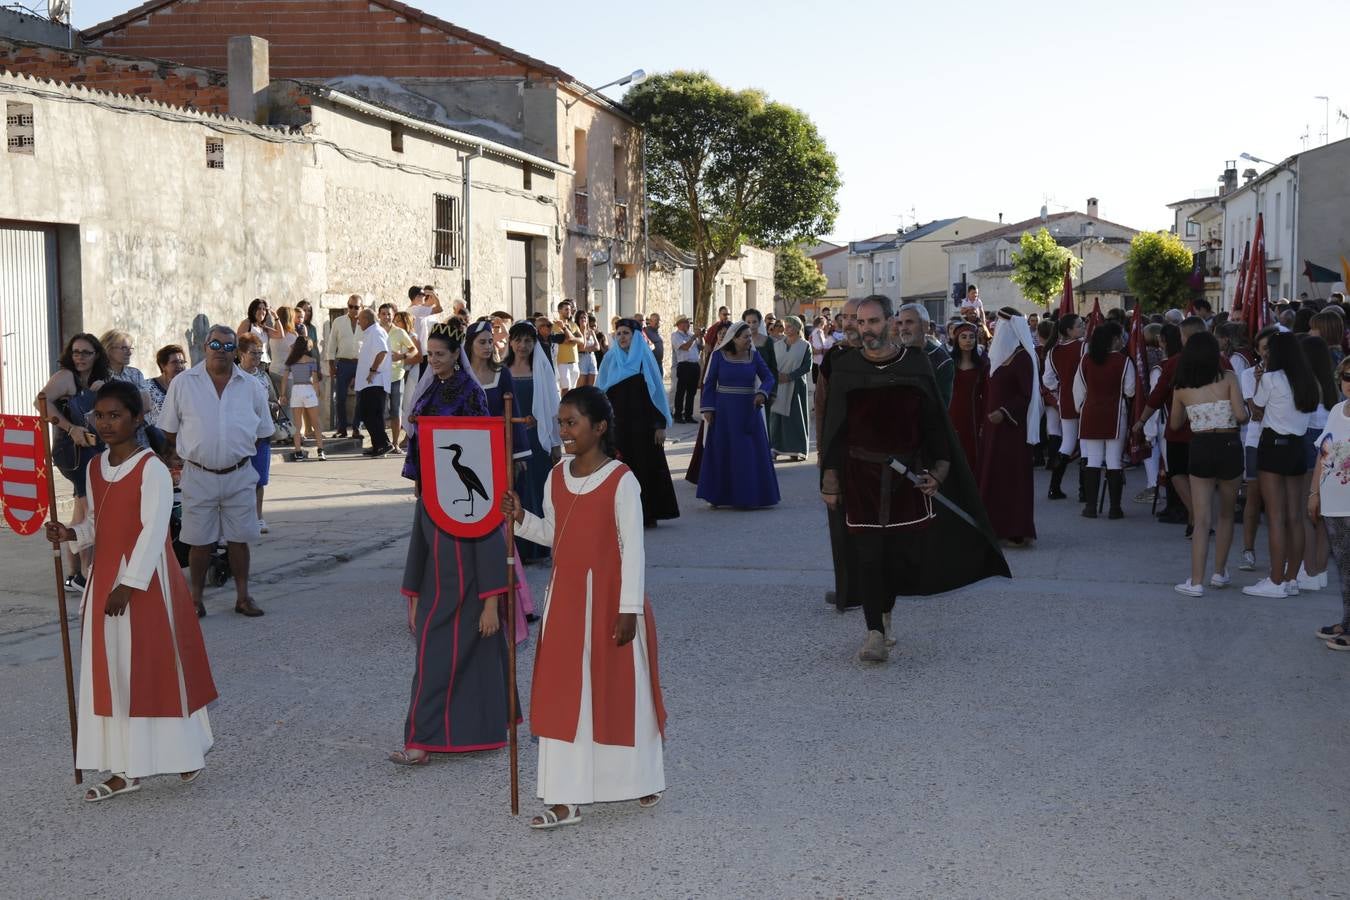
[693,261,719,329]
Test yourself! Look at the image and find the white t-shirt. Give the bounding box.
[1253,369,1312,437]
[1239,366,1260,449]
[356,324,392,392]
[1316,401,1350,516]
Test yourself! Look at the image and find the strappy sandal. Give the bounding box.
[387,749,430,767]
[180,769,203,784]
[84,775,141,803]
[529,805,581,830]
[1315,623,1348,640]
[638,793,663,809]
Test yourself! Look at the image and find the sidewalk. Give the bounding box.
[0,444,417,638]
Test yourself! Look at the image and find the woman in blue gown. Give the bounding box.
[503,322,560,564]
[696,320,781,509]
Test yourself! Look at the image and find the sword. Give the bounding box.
[886,456,982,532]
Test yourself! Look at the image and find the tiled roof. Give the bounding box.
[1078,263,1130,294]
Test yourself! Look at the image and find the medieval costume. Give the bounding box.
[70,448,216,781]
[597,318,680,526]
[516,458,667,807]
[697,322,781,508]
[397,361,518,755]
[504,322,561,565]
[947,323,988,470]
[820,343,1009,654]
[1043,335,1085,500]
[926,337,955,408]
[1074,347,1135,519]
[817,340,859,611]
[977,309,1041,544]
[685,319,733,485]
[768,317,813,459]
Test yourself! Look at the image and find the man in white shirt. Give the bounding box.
[160,325,274,618]
[356,308,393,456]
[325,294,365,439]
[670,315,701,423]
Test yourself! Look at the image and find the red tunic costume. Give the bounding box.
[948,362,987,470]
[977,347,1037,540]
[1076,353,1130,440]
[1045,340,1085,420]
[87,453,216,718]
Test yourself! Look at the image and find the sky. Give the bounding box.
[69,0,1350,242]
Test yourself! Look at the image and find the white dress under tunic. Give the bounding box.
[71,450,214,779]
[516,458,665,805]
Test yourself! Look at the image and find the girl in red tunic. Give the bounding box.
[47,381,216,803]
[1073,322,1136,520]
[947,322,988,471]
[501,386,666,830]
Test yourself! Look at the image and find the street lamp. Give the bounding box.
[1239,151,1275,166]
[1315,95,1330,145]
[564,70,648,109]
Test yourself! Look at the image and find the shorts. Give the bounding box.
[250,439,271,487]
[578,352,597,375]
[1256,428,1308,477]
[1165,439,1190,477]
[1188,432,1243,480]
[387,379,402,421]
[1304,427,1323,470]
[290,384,319,409]
[1244,445,1258,481]
[179,462,261,546]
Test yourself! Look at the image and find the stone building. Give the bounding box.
[78,0,647,325]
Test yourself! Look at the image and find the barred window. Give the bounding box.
[6,102,34,154]
[433,194,461,269]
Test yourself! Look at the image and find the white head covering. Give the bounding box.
[716,320,752,353]
[987,308,1042,446]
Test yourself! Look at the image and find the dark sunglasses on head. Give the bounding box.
[207,339,237,352]
[1340,373,1350,382]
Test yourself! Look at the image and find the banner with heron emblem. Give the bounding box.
[418,416,507,539]
[0,415,49,536]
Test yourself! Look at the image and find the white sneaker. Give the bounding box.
[1209,570,1231,588]
[1297,565,1326,592]
[1239,550,1257,572]
[1284,580,1300,597]
[258,519,268,535]
[1174,580,1204,597]
[1242,578,1287,598]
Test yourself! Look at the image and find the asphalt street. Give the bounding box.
[3,429,1348,898]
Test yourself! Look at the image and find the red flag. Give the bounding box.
[1242,215,1268,336]
[0,415,49,536]
[1084,297,1104,338]
[1057,258,1075,317]
[1125,303,1150,465]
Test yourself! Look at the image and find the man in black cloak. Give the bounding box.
[820,295,1009,662]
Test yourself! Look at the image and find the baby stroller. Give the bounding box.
[170,495,231,586]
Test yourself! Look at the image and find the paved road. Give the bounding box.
[4,432,1348,898]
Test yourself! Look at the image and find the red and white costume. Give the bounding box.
[1043,339,1085,454]
[1073,352,1136,470]
[69,448,216,779]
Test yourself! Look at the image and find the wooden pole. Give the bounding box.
[36,393,81,785]
[502,393,520,816]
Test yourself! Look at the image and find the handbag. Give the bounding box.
[51,390,100,473]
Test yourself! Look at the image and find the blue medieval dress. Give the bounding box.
[507,372,556,564]
[696,350,781,508]
[398,367,519,754]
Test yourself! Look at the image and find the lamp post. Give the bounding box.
[1315,96,1330,145]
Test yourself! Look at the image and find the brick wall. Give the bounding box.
[85,0,556,80]
[1,39,229,112]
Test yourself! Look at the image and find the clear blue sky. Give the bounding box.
[72,0,1349,241]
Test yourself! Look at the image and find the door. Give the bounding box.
[506,235,531,323]
[0,223,59,415]
[618,266,637,319]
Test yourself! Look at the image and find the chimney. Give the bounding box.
[998,212,1003,223]
[1086,197,1099,219]
[228,36,271,124]
[1220,161,1238,196]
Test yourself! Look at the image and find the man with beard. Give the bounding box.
[820,296,1008,661]
[894,303,954,407]
[816,297,861,611]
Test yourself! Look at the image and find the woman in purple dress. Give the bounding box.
[390,319,518,765]
[696,321,781,508]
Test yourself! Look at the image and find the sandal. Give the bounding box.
[1315,624,1348,640]
[235,598,264,617]
[180,769,203,784]
[529,804,581,830]
[84,775,141,803]
[638,793,663,809]
[388,749,430,767]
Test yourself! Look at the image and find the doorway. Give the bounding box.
[507,235,532,323]
[0,223,59,415]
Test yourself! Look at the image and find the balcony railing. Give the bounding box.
[575,190,589,228]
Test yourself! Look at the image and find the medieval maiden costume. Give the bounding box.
[768,317,813,459]
[697,322,780,508]
[504,322,561,564]
[71,448,217,782]
[596,318,680,526]
[397,348,517,756]
[947,322,988,470]
[977,309,1041,543]
[516,458,667,806]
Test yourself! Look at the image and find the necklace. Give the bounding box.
[555,458,608,540]
[94,449,144,517]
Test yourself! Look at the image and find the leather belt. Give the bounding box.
[185,457,251,475]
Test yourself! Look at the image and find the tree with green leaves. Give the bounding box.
[1010,228,1079,309]
[774,245,828,315]
[1125,231,1194,313]
[626,71,840,327]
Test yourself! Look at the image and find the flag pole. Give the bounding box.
[36,393,81,786]
[502,393,520,816]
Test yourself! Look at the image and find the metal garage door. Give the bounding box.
[0,223,59,415]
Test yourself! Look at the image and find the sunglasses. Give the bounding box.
[207,339,238,352]
[347,305,361,310]
[70,349,96,357]
[1341,373,1350,383]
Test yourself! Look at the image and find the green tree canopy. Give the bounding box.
[626,71,840,327]
[1010,228,1079,309]
[774,245,828,315]
[1125,231,1195,313]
